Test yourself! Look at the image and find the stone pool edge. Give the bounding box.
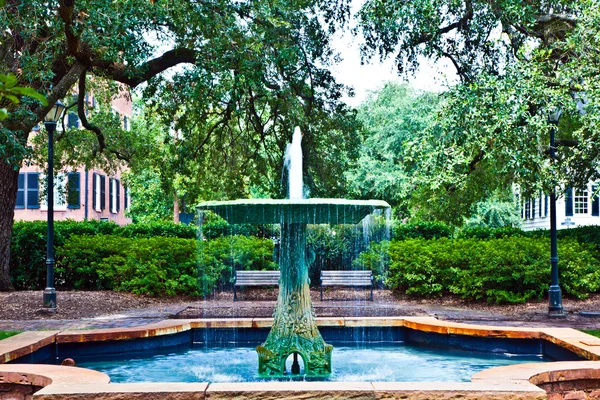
[2,316,600,399]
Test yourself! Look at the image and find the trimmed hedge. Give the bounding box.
[392,221,453,240]
[55,234,277,296]
[57,235,199,296]
[10,220,118,289]
[379,237,600,303]
[9,220,198,289]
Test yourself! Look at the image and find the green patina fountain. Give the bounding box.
[197,127,390,377]
[197,199,389,377]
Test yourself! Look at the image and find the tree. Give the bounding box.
[354,0,600,223]
[345,83,440,215]
[408,0,600,222]
[356,0,580,81]
[0,0,356,290]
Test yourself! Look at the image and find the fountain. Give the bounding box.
[197,127,390,377]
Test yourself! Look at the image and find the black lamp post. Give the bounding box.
[43,100,66,311]
[548,107,565,317]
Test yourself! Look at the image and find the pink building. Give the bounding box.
[13,92,132,225]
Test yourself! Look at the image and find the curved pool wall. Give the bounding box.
[3,317,600,398]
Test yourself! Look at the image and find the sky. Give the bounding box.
[331,29,459,107]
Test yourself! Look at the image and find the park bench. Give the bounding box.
[320,270,374,301]
[233,270,280,301]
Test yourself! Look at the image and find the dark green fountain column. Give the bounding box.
[257,222,332,377]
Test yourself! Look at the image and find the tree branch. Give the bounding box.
[95,48,197,88]
[77,69,130,162]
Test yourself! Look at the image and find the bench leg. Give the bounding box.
[320,285,323,301]
[233,285,237,301]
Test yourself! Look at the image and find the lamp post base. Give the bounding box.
[548,285,566,318]
[43,288,57,312]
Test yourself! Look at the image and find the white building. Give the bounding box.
[520,184,600,231]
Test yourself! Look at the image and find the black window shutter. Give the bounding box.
[15,173,25,208]
[592,185,599,217]
[545,195,549,217]
[124,186,129,210]
[92,173,97,210]
[26,173,40,209]
[116,179,121,213]
[100,175,106,210]
[67,172,80,209]
[539,191,543,217]
[565,188,574,216]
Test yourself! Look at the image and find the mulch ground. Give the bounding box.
[0,290,189,320]
[2,289,600,328]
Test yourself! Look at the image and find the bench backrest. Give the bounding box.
[320,270,372,284]
[235,270,280,285]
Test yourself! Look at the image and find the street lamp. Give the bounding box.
[43,100,66,311]
[547,106,565,317]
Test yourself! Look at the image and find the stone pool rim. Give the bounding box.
[2,316,600,399]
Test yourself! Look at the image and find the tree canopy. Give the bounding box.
[0,0,358,290]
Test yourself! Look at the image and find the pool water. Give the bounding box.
[78,344,544,383]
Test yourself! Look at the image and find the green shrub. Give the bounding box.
[199,211,278,240]
[197,235,277,295]
[57,235,199,296]
[10,220,118,289]
[527,225,600,251]
[114,221,197,239]
[456,226,525,240]
[384,237,600,303]
[392,221,453,240]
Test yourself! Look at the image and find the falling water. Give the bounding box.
[284,127,304,199]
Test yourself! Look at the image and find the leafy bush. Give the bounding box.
[197,235,277,295]
[10,220,118,289]
[114,221,197,239]
[456,226,526,239]
[199,212,277,240]
[527,225,600,251]
[392,221,453,240]
[384,237,600,303]
[57,235,199,296]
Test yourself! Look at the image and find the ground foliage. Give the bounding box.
[368,237,600,304]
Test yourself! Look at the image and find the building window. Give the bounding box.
[574,188,589,214]
[109,178,120,214]
[41,173,67,211]
[67,172,80,209]
[26,173,40,209]
[123,116,130,131]
[525,199,530,219]
[93,173,106,212]
[15,173,40,209]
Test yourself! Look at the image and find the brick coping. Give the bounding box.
[2,317,600,398]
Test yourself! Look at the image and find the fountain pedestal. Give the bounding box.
[257,223,332,376]
[197,199,390,377]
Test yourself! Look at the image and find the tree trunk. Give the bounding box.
[173,193,180,224]
[0,161,18,291]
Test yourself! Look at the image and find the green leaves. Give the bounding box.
[0,73,47,121]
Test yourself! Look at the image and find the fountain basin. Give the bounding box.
[3,317,600,399]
